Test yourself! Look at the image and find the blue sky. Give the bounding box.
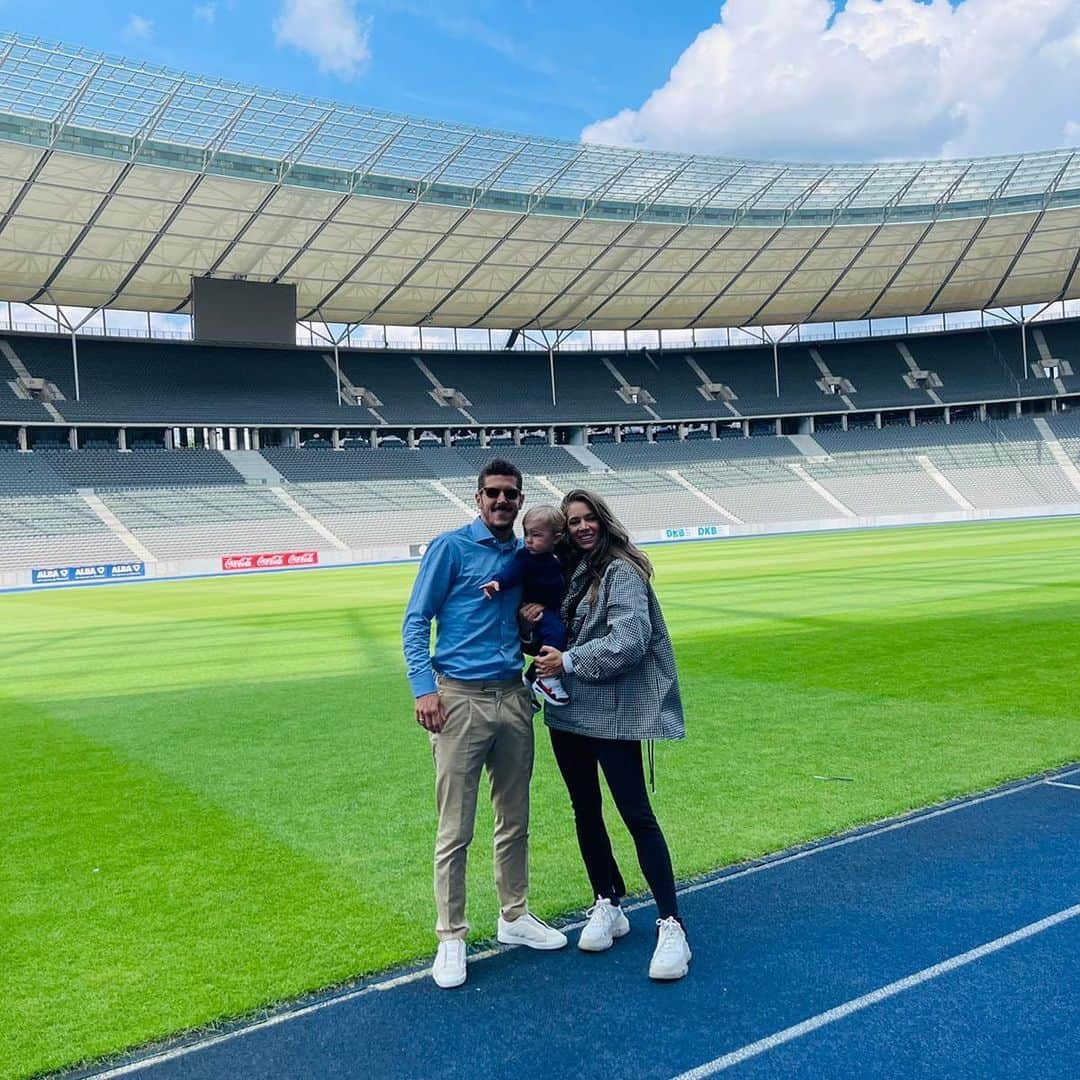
[0,1,721,140]
[0,1,1075,160]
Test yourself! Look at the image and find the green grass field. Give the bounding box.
[3,518,1079,1078]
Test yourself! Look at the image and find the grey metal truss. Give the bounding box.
[179,107,338,302]
[424,147,591,325]
[463,152,651,328]
[29,76,187,303]
[686,170,797,327]
[271,124,408,288]
[985,153,1076,310]
[615,169,753,331]
[304,134,488,322]
[519,154,696,328]
[0,32,1079,330]
[360,140,538,324]
[740,168,848,325]
[0,56,104,242]
[360,134,492,323]
[918,161,1023,316]
[805,165,929,325]
[103,91,258,311]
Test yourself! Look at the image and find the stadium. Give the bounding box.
[2,22,1078,1080]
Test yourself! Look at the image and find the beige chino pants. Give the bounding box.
[431,675,535,941]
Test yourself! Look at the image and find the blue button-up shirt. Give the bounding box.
[402,516,524,697]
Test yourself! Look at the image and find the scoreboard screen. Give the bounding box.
[192,277,298,347]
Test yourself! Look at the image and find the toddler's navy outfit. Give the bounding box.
[493,549,567,650]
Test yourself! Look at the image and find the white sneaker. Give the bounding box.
[497,912,568,950]
[649,917,691,981]
[432,939,467,988]
[534,675,570,707]
[578,897,630,952]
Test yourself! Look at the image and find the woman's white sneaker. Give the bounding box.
[649,917,691,980]
[578,897,630,952]
[497,911,568,950]
[432,939,467,988]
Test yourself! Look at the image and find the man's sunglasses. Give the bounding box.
[480,486,522,501]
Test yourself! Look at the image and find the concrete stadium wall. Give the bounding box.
[4,502,1080,594]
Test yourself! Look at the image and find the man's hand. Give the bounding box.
[480,579,500,599]
[535,646,564,678]
[415,692,449,733]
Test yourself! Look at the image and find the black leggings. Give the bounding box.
[549,728,679,919]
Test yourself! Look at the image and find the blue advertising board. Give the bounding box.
[32,561,146,585]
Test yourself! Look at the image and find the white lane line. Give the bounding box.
[1046,779,1080,791]
[88,945,507,1078]
[621,768,1075,914]
[671,903,1080,1080]
[84,766,1077,1076]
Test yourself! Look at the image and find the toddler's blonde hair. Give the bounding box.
[522,504,566,533]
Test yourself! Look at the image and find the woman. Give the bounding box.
[533,488,689,981]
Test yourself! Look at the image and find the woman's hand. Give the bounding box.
[535,646,564,677]
[519,603,544,626]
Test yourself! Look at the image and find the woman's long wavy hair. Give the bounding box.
[561,488,652,599]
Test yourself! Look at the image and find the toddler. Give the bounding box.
[481,504,569,706]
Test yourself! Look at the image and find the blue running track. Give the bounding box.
[82,767,1080,1080]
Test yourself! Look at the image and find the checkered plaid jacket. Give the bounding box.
[545,556,685,742]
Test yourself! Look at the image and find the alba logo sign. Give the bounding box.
[221,550,319,572]
[32,561,146,585]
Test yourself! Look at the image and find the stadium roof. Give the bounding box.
[0,32,1079,330]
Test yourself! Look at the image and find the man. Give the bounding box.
[403,459,567,988]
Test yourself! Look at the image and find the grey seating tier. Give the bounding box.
[5,336,361,426]
[590,437,799,469]
[3,320,1080,428]
[1033,323,1080,394]
[0,453,72,495]
[812,419,1038,454]
[1046,411,1080,440]
[0,494,135,572]
[807,339,932,410]
[451,445,581,475]
[262,447,438,482]
[47,449,244,489]
[904,328,1023,404]
[418,352,655,424]
[338,353,463,425]
[262,444,582,481]
[608,352,724,420]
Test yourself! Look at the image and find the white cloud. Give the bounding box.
[193,3,216,25]
[124,14,154,41]
[273,0,372,80]
[582,0,1080,161]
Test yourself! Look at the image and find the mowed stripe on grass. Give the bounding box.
[2,518,1079,1077]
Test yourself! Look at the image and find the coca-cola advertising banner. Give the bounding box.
[221,550,320,572]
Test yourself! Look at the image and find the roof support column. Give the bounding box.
[28,294,108,402]
[70,328,80,403]
[333,338,342,407]
[760,323,799,398]
[995,300,1055,382]
[1020,301,1057,382]
[311,312,353,407]
[523,327,572,407]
